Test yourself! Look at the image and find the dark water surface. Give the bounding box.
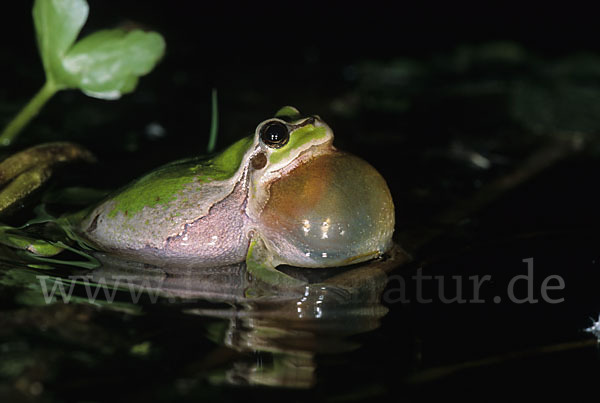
[2,2,600,401]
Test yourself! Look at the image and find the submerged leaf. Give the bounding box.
[32,0,89,84]
[62,29,166,99]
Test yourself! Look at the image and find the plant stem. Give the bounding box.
[0,80,59,146]
[207,88,218,153]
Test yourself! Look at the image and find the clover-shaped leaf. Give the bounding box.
[0,0,166,145]
[63,29,166,99]
[32,0,89,85]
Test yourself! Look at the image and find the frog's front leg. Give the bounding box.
[245,235,307,295]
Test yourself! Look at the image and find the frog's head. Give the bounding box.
[248,107,395,269]
[248,106,334,176]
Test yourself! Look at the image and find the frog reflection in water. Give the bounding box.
[2,107,395,284]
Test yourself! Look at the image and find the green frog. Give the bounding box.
[1,107,395,284]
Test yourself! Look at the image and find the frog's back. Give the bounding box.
[80,137,254,267]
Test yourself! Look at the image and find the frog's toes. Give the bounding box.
[244,237,307,294]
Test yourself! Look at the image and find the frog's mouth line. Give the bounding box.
[268,141,335,180]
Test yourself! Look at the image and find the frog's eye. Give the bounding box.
[260,121,289,149]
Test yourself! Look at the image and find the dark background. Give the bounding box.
[2,1,600,401]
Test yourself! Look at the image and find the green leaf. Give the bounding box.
[31,0,165,99]
[62,29,166,99]
[1,0,166,146]
[32,0,89,84]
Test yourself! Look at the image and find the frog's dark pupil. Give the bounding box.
[261,122,289,148]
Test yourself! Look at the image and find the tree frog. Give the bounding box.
[75,107,395,282]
